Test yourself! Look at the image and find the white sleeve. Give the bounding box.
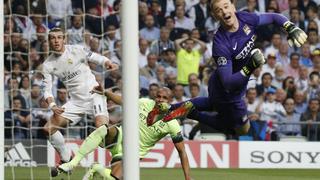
[82,46,111,67]
[42,64,54,100]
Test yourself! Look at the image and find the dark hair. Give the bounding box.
[262,72,273,80]
[290,52,300,60]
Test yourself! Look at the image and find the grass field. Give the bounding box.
[5,167,320,180]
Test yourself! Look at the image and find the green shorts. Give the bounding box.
[108,126,123,164]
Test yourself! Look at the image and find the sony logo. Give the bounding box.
[250,151,320,164]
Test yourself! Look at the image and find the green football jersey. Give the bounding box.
[138,98,182,157]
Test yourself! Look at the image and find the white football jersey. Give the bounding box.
[42,45,109,103]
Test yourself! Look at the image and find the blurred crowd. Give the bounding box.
[3,0,320,141]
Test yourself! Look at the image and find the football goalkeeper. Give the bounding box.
[57,86,191,180]
[147,0,308,136]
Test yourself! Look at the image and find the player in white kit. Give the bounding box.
[42,28,118,167]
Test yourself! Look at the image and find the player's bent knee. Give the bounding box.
[95,115,109,127]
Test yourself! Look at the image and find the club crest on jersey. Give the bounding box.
[243,24,251,35]
[217,57,227,66]
[67,59,73,64]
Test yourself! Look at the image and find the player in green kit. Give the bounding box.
[57,85,191,180]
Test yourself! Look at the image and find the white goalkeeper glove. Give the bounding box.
[283,21,308,47]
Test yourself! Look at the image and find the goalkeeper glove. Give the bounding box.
[283,21,308,47]
[241,49,265,77]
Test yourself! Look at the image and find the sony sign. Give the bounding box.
[239,142,320,169]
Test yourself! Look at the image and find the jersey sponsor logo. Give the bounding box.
[235,35,256,60]
[243,24,251,35]
[61,70,81,81]
[5,142,37,167]
[217,57,227,66]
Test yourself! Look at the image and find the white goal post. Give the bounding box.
[1,0,5,179]
[121,0,140,180]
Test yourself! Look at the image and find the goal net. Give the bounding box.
[3,0,126,179]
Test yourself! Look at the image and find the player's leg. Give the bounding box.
[58,125,117,173]
[43,115,71,163]
[162,97,212,122]
[92,93,109,127]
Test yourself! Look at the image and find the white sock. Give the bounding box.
[49,131,71,162]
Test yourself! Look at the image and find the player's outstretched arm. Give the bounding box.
[258,13,307,47]
[174,141,191,180]
[91,85,123,105]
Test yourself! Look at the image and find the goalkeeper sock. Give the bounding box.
[69,125,108,166]
[92,163,117,180]
[49,131,71,163]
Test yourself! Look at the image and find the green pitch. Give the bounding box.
[5,167,320,180]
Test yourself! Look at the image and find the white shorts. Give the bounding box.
[60,93,109,126]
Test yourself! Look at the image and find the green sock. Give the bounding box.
[92,164,116,180]
[70,125,108,166]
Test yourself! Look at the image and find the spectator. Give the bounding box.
[164,16,189,41]
[67,15,85,45]
[284,52,301,79]
[307,29,320,51]
[295,66,309,92]
[275,88,287,104]
[140,53,159,83]
[174,5,195,31]
[150,27,175,56]
[150,0,165,27]
[47,0,73,26]
[30,84,42,108]
[300,98,320,141]
[138,1,149,29]
[247,67,262,88]
[19,75,31,108]
[272,65,285,89]
[260,53,278,79]
[148,83,160,100]
[175,36,206,85]
[282,76,297,99]
[239,0,259,13]
[246,87,260,115]
[138,39,150,68]
[256,72,277,97]
[110,40,122,65]
[101,25,120,55]
[165,73,178,90]
[139,15,160,43]
[189,83,200,98]
[159,48,177,75]
[264,32,282,58]
[4,97,31,139]
[299,42,313,67]
[282,0,302,19]
[276,40,290,66]
[156,65,166,86]
[305,5,320,31]
[289,7,305,30]
[105,0,121,29]
[310,48,320,72]
[188,0,209,31]
[172,84,188,103]
[56,88,68,107]
[183,73,208,98]
[257,87,286,140]
[306,71,320,101]
[277,98,302,137]
[298,0,317,15]
[293,90,308,115]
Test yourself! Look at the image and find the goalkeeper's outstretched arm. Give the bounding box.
[258,13,307,47]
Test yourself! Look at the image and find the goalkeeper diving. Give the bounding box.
[56,85,191,180]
